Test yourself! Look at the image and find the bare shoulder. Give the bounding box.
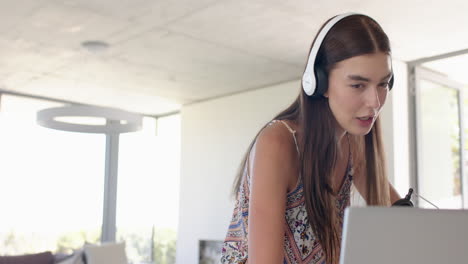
[253,121,298,162]
[248,120,299,191]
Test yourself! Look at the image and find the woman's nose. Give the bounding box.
[365,86,381,109]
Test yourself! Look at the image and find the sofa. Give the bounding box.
[0,242,128,264]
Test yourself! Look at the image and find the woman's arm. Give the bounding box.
[247,125,297,264]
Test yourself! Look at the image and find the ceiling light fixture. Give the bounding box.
[81,40,110,53]
[37,105,142,134]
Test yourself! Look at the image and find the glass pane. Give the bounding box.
[419,80,462,208]
[117,115,180,264]
[0,95,105,255]
[465,84,468,209]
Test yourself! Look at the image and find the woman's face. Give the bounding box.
[326,52,392,136]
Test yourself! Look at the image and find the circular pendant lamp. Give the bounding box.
[37,105,142,134]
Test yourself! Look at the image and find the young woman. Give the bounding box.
[221,13,401,264]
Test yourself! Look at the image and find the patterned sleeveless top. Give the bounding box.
[221,120,353,264]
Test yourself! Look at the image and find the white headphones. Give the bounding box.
[302,12,360,96]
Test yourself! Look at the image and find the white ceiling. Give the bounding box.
[1,0,467,115]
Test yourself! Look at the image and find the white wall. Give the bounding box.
[176,60,410,263]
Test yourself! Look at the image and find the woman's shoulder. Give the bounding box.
[256,120,298,152]
[248,120,300,196]
[250,120,300,171]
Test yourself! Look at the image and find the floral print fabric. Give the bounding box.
[221,165,353,264]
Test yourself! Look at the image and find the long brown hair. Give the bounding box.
[232,14,391,264]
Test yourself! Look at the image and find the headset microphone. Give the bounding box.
[391,188,439,209]
[392,188,414,207]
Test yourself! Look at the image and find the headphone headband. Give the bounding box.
[302,12,361,96]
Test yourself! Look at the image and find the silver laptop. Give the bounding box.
[339,207,468,264]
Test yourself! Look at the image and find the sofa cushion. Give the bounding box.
[0,251,54,264]
[83,242,127,264]
[55,250,84,264]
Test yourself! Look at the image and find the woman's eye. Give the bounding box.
[379,82,390,88]
[351,84,363,89]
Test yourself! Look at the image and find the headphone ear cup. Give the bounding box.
[314,67,328,96]
[389,75,394,90]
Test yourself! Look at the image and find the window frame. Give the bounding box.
[408,61,468,208]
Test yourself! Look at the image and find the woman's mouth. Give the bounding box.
[356,116,374,127]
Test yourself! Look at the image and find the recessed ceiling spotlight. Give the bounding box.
[81,40,110,53]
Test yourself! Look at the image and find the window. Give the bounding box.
[410,52,468,209]
[117,115,180,264]
[0,95,105,254]
[0,94,181,264]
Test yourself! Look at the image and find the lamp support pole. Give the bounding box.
[35,105,143,242]
[101,120,120,243]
